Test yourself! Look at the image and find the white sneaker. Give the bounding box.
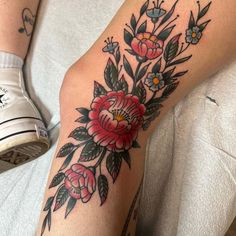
[0,68,50,169]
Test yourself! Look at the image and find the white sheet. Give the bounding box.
[0,0,235,235]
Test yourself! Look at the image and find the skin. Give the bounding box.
[36,0,236,235]
[1,0,236,235]
[0,0,40,59]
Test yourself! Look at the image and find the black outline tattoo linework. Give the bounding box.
[41,1,212,235]
[18,8,36,36]
[121,179,143,236]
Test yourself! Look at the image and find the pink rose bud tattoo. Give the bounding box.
[131,32,164,62]
[41,0,212,235]
[64,164,96,203]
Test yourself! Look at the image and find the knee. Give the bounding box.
[59,59,86,105]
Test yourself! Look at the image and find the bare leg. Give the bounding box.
[0,0,40,59]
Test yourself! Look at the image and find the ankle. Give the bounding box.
[0,51,24,69]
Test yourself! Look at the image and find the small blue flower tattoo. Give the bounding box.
[145,72,165,92]
[146,0,166,23]
[102,37,119,54]
[186,26,202,44]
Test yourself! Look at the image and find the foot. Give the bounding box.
[0,68,50,170]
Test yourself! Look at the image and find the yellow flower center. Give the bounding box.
[153,77,160,85]
[114,114,126,122]
[113,109,130,122]
[191,32,197,38]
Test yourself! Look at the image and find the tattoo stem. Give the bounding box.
[75,139,92,148]
[165,43,190,68]
[132,61,143,93]
[121,178,143,236]
[153,15,178,35]
[152,22,157,34]
[94,148,107,168]
[125,24,135,34]
[176,43,190,57]
[135,15,142,34]
[118,65,123,75]
[196,1,201,24]
[149,91,158,103]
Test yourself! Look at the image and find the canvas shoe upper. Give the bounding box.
[0,68,50,171]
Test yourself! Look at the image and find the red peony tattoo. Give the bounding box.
[87,91,146,152]
[41,0,212,235]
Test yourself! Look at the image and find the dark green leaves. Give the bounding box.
[113,75,129,94]
[115,47,121,64]
[80,141,102,162]
[75,108,90,123]
[65,197,77,218]
[160,0,179,26]
[106,151,132,182]
[119,76,129,94]
[142,111,160,130]
[77,108,89,117]
[49,172,65,188]
[137,21,147,34]
[199,20,211,32]
[167,55,192,67]
[140,0,149,16]
[57,143,75,157]
[69,127,90,141]
[94,81,107,97]
[133,81,146,104]
[104,58,119,90]
[47,211,51,231]
[152,59,162,73]
[188,11,195,28]
[157,25,175,41]
[59,150,75,171]
[122,151,131,169]
[57,142,77,172]
[172,71,188,78]
[162,82,179,97]
[125,49,136,56]
[132,140,141,148]
[164,34,181,62]
[145,102,163,116]
[98,175,109,206]
[123,55,134,79]
[41,210,51,236]
[141,81,179,129]
[54,185,69,211]
[130,14,137,30]
[137,63,151,82]
[198,2,212,20]
[124,29,133,46]
[42,196,54,234]
[106,152,122,183]
[163,67,175,81]
[43,197,54,211]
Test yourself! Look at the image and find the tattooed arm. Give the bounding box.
[37,0,236,235]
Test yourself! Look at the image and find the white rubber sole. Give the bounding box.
[0,117,50,167]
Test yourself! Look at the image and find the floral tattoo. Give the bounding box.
[41,0,212,234]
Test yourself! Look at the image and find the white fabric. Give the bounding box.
[0,52,23,68]
[0,0,235,235]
